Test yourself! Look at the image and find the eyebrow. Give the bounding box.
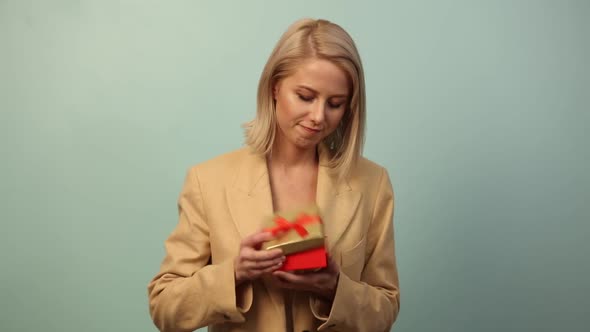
[296,85,348,98]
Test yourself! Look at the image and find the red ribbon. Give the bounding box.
[265,213,321,238]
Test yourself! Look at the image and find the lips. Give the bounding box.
[300,125,321,134]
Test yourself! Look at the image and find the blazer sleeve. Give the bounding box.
[147,166,253,332]
[310,167,400,332]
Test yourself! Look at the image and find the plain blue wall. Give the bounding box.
[1,1,588,331]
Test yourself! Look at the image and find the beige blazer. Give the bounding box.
[148,147,400,332]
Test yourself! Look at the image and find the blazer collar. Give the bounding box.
[230,145,351,195]
[226,146,361,250]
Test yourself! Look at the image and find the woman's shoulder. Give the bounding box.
[356,156,385,173]
[355,156,388,177]
[348,156,392,190]
[188,146,252,176]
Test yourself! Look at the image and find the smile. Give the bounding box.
[299,125,321,134]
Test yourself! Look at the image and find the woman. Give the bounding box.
[148,18,400,332]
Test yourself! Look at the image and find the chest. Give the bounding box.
[268,169,317,212]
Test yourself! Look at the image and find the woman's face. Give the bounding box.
[273,58,349,151]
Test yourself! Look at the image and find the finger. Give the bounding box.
[237,260,279,281]
[242,255,285,270]
[243,247,284,262]
[240,259,284,281]
[325,253,340,273]
[272,273,297,287]
[241,231,276,248]
[272,270,308,284]
[274,278,299,290]
[326,253,337,265]
[259,260,284,274]
[272,274,310,292]
[272,276,292,289]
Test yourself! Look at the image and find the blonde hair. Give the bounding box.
[243,18,366,178]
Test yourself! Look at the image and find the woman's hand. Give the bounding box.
[234,230,285,285]
[272,255,340,301]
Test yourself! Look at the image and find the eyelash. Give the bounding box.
[297,94,343,109]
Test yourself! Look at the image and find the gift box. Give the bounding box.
[262,204,327,271]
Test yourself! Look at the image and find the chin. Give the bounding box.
[293,137,321,150]
[279,129,324,150]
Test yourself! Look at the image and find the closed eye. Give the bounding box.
[298,93,345,109]
[298,94,314,102]
[328,102,344,108]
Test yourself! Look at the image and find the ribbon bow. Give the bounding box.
[265,213,321,238]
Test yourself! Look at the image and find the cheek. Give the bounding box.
[276,95,305,122]
[275,99,295,131]
[326,110,346,130]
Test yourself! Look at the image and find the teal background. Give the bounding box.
[1,1,588,331]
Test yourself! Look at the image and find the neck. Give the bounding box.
[269,135,317,170]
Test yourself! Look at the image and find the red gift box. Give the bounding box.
[262,205,327,271]
[280,247,327,271]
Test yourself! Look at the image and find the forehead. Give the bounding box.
[283,59,350,96]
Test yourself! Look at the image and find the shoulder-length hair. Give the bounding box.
[244,18,366,178]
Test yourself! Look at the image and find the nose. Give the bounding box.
[309,100,326,124]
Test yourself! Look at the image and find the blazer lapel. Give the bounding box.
[225,149,286,317]
[316,147,362,252]
[226,148,274,239]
